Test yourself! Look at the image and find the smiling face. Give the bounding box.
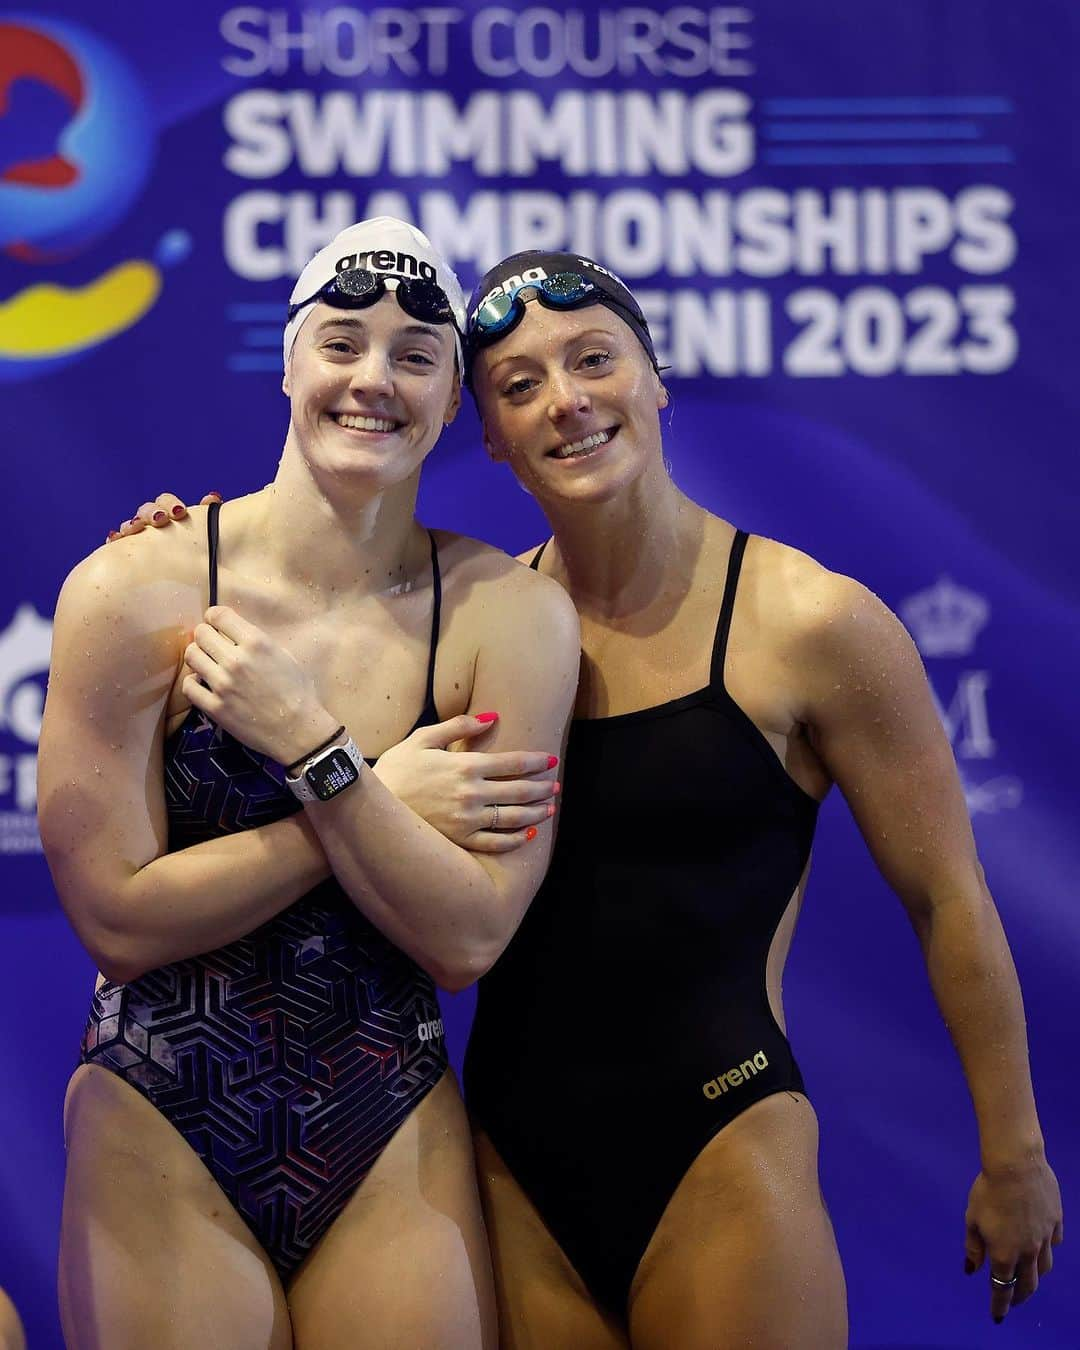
[282,295,460,490]
[472,300,668,504]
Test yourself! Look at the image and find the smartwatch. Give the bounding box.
[286,735,364,803]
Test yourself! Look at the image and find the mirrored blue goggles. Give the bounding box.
[471,271,633,346]
[287,268,459,330]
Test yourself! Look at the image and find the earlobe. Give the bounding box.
[657,382,670,410]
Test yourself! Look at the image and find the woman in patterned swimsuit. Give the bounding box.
[38,220,577,1348]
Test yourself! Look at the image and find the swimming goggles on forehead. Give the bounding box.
[287,268,459,329]
[471,271,636,346]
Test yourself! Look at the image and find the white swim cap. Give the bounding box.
[283,217,466,369]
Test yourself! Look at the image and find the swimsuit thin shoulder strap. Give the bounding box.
[529,540,550,571]
[207,500,221,607]
[709,528,749,689]
[422,529,442,713]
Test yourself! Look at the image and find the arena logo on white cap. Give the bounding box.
[900,577,1021,816]
[0,604,52,854]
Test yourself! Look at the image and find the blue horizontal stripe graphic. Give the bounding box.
[764,146,1014,165]
[242,328,282,348]
[227,353,283,372]
[764,121,982,141]
[226,304,283,322]
[761,97,1012,116]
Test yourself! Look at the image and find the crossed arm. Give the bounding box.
[38,533,579,991]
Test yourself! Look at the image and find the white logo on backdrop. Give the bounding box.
[0,604,52,854]
[900,577,1020,816]
[900,576,989,658]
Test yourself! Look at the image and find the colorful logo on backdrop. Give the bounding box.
[0,13,187,381]
[0,603,50,854]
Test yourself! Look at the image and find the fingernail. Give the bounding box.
[171,505,186,518]
[964,1259,975,1275]
[547,755,559,768]
[152,511,167,523]
[546,803,556,818]
[526,827,538,841]
[106,531,120,542]
[552,780,561,794]
[209,492,222,500]
[475,711,498,723]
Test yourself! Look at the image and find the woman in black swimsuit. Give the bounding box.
[458,252,1061,1348]
[111,250,1062,1349]
[40,222,578,1348]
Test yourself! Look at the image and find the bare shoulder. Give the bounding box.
[744,536,924,727]
[748,534,907,654]
[432,529,578,633]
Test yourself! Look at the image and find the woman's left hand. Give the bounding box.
[183,605,337,764]
[964,1158,1063,1322]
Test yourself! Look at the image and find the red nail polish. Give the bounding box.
[526,827,538,841]
[475,711,499,723]
[546,804,556,818]
[153,511,167,522]
[547,755,559,769]
[552,780,561,795]
[171,505,185,518]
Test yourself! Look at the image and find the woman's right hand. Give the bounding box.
[106,491,221,541]
[372,714,560,854]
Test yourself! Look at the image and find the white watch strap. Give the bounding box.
[285,735,364,803]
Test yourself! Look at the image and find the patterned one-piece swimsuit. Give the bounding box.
[80,503,449,1277]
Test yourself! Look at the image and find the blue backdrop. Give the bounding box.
[1,3,1076,1346]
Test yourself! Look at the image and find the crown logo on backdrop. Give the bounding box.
[900,577,989,658]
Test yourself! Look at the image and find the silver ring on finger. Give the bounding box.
[489,803,500,831]
[990,1274,1018,1289]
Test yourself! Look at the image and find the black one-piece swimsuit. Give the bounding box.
[465,528,821,1318]
[81,503,449,1278]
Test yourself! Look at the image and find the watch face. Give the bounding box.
[306,747,360,801]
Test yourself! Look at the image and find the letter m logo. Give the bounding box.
[929,671,995,759]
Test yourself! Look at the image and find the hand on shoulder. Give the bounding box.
[54,508,209,696]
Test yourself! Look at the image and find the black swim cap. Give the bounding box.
[464,251,658,386]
